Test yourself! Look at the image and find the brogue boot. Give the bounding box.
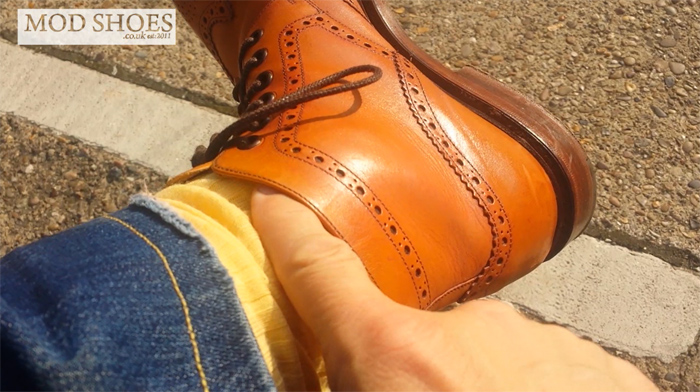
[171,0,595,310]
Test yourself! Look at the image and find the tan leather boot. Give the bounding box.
[171,0,595,310]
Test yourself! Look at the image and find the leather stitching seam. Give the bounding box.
[210,166,377,287]
[198,2,236,82]
[265,15,431,307]
[394,55,514,305]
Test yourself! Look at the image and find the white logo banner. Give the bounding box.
[17,9,176,45]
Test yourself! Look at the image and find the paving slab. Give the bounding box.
[0,40,233,176]
[496,235,700,363]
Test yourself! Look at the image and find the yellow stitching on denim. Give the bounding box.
[104,216,209,392]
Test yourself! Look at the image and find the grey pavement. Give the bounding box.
[1,38,699,364]
[495,235,700,362]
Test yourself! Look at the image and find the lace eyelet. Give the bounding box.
[252,48,268,63]
[194,65,382,168]
[251,29,264,40]
[246,71,274,102]
[257,71,273,86]
[238,31,263,68]
[249,116,271,132]
[260,92,276,104]
[236,135,263,150]
[244,57,259,69]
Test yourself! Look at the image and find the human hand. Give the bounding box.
[251,187,657,391]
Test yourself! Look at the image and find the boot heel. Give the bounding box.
[361,0,595,259]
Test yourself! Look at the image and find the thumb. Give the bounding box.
[251,186,393,343]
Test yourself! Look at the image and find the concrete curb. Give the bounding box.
[0,40,233,176]
[495,235,700,362]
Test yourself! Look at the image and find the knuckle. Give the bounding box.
[356,313,423,356]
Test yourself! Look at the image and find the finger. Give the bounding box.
[251,186,394,343]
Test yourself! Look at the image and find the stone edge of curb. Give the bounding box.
[509,301,700,365]
[0,31,238,118]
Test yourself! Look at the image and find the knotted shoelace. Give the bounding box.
[191,65,383,167]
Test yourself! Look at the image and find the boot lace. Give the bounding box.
[191,29,382,167]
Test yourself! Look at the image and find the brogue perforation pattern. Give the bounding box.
[178,1,236,81]
[266,13,432,308]
[394,56,514,306]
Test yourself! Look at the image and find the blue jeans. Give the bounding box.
[1,196,276,391]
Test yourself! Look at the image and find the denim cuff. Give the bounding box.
[1,195,276,392]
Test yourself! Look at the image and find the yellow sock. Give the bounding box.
[156,173,328,391]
